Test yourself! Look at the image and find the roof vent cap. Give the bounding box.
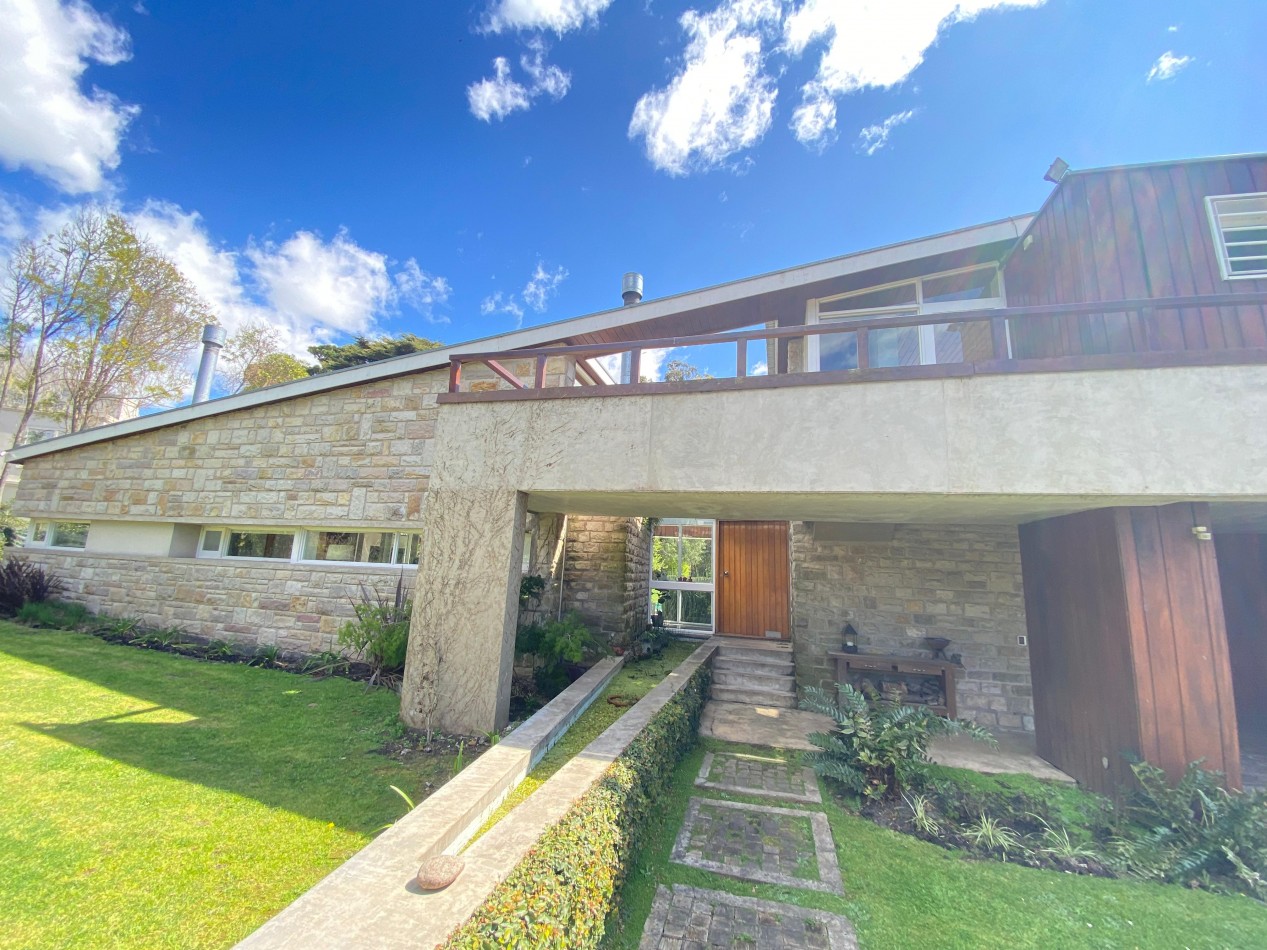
[622,272,644,306]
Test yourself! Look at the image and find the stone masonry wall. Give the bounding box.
[790,523,1034,732]
[13,369,450,526]
[560,515,649,646]
[18,549,415,656]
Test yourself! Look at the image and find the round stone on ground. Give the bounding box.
[416,855,463,891]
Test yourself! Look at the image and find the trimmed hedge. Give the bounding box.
[443,657,711,949]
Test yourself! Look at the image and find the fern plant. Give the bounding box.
[800,683,996,802]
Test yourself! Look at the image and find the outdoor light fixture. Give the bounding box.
[1043,157,1070,183]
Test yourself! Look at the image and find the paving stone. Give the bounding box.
[671,797,843,894]
[640,885,857,950]
[696,751,822,803]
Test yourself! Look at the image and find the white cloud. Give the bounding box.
[395,260,451,322]
[628,0,783,176]
[1146,50,1193,83]
[522,261,568,311]
[482,0,613,34]
[856,108,916,155]
[750,359,768,376]
[467,41,572,121]
[784,0,1045,145]
[0,0,139,193]
[468,57,533,121]
[481,291,526,325]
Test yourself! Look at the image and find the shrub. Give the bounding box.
[0,559,63,615]
[801,683,996,802]
[16,599,92,630]
[338,575,411,686]
[515,611,605,699]
[1108,760,1267,898]
[444,654,710,949]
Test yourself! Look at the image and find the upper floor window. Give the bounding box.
[28,521,89,549]
[1208,193,1267,280]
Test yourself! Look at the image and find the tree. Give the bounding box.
[662,358,713,382]
[307,333,443,374]
[51,213,211,433]
[242,352,308,392]
[220,320,308,393]
[0,208,211,492]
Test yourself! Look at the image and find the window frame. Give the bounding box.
[196,525,421,567]
[27,520,90,550]
[1207,192,1267,281]
[649,518,716,632]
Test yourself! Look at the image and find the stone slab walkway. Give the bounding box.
[696,751,823,804]
[671,797,844,894]
[639,884,858,950]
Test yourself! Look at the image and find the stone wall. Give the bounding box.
[13,369,449,527]
[790,523,1033,732]
[559,515,649,646]
[18,549,415,656]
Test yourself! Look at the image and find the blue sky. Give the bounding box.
[1,0,1263,374]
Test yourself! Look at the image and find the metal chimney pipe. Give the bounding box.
[192,325,227,404]
[622,272,644,306]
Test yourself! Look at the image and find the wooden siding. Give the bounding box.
[1215,534,1267,727]
[1004,157,1267,358]
[1021,504,1241,794]
[716,521,790,638]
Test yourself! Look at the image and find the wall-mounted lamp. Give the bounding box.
[1043,157,1070,184]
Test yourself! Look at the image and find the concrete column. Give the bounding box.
[401,488,526,735]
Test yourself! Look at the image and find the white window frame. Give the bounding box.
[27,520,90,550]
[1206,193,1267,281]
[196,526,421,567]
[806,264,1008,371]
[649,518,716,632]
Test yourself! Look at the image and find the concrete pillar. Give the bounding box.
[401,488,526,735]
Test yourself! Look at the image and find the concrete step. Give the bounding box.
[713,669,796,691]
[713,655,794,677]
[710,684,798,709]
[714,638,792,657]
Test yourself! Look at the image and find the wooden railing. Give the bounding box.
[445,293,1267,395]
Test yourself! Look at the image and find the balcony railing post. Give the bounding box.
[736,338,747,378]
[448,358,462,393]
[628,348,641,384]
[990,317,1010,360]
[534,355,547,389]
[856,328,870,370]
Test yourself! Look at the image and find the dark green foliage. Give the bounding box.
[444,659,710,949]
[0,559,62,615]
[307,333,442,374]
[15,599,91,629]
[251,644,282,668]
[1107,760,1267,898]
[801,683,997,801]
[337,577,411,686]
[519,574,546,603]
[515,612,604,700]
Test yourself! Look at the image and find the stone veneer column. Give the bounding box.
[401,488,527,736]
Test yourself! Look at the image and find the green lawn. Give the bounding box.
[605,738,1267,950]
[0,623,465,950]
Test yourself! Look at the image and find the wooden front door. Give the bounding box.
[716,521,790,638]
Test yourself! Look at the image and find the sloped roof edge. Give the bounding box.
[8,213,1032,463]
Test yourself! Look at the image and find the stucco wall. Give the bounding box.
[12,369,449,526]
[18,549,415,655]
[790,523,1033,731]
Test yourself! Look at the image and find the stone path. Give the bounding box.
[640,885,857,950]
[639,748,858,949]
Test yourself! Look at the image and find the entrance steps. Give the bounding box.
[708,637,797,710]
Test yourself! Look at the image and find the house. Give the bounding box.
[7,153,1267,795]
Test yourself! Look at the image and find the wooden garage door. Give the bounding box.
[716,521,790,638]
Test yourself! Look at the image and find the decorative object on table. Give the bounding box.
[841,622,860,654]
[923,636,952,661]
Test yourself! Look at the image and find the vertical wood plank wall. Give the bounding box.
[1214,534,1267,728]
[1003,157,1267,359]
[717,521,790,638]
[1020,509,1144,793]
[1021,504,1241,794]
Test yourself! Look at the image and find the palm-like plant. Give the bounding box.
[801,684,997,801]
